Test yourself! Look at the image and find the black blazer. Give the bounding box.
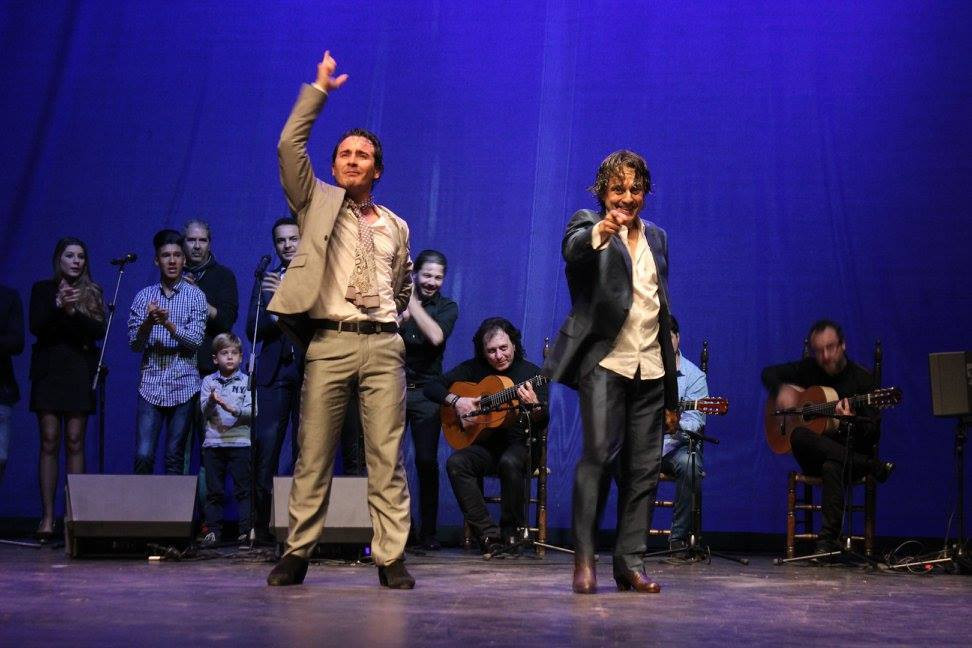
[0,285,25,405]
[246,271,303,387]
[543,209,678,410]
[28,279,106,385]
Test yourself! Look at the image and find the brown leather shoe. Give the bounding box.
[267,554,308,586]
[614,569,661,593]
[573,554,597,594]
[378,560,415,589]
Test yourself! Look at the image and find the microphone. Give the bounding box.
[110,253,137,266]
[254,254,272,278]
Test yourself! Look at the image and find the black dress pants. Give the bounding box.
[574,365,665,572]
[407,386,442,539]
[790,427,873,542]
[446,433,529,540]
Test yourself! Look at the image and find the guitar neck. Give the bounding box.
[801,392,873,417]
[482,375,548,409]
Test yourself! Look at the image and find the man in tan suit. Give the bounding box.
[266,51,415,589]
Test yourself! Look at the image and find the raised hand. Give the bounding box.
[315,50,349,91]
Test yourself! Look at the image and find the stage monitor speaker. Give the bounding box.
[929,351,972,417]
[271,476,372,544]
[65,474,198,557]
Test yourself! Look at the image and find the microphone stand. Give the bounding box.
[482,402,573,560]
[91,256,135,473]
[245,262,268,549]
[774,412,882,567]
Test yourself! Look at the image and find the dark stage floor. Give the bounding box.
[1,542,969,647]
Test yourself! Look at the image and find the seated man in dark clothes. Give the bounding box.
[761,319,894,554]
[425,317,548,554]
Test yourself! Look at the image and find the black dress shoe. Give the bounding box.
[267,554,308,586]
[613,569,661,593]
[378,560,415,589]
[872,460,895,484]
[420,535,441,551]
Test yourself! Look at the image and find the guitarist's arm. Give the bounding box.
[423,360,482,426]
[676,366,708,437]
[760,359,811,394]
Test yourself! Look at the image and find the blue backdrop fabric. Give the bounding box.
[1,1,969,538]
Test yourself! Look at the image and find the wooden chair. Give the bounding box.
[784,340,881,558]
[461,339,551,556]
[649,340,709,539]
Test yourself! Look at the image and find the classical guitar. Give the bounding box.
[763,384,902,454]
[441,375,549,450]
[442,378,731,450]
[678,396,728,416]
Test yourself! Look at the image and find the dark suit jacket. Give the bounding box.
[246,269,304,387]
[543,209,678,410]
[0,285,25,405]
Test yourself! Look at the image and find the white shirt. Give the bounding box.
[591,220,664,380]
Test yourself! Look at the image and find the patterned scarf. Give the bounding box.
[345,197,380,309]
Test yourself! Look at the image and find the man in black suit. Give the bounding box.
[247,217,304,540]
[0,284,25,481]
[544,150,678,595]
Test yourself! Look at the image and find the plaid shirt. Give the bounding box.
[128,279,207,406]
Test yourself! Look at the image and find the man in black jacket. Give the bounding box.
[544,150,677,594]
[247,217,304,539]
[183,219,239,376]
[761,319,894,553]
[425,317,548,554]
[0,284,25,481]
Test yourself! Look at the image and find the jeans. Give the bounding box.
[659,443,704,543]
[252,374,300,531]
[133,394,193,475]
[0,404,10,480]
[202,445,252,538]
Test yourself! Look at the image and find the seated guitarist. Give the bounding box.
[656,315,708,558]
[425,317,548,554]
[761,319,894,554]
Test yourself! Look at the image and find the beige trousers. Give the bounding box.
[284,328,410,566]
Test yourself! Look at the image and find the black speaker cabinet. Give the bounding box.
[271,476,373,544]
[929,351,972,417]
[65,474,198,557]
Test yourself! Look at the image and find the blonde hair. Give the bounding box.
[212,332,242,354]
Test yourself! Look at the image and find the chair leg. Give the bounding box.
[865,476,876,558]
[786,473,796,559]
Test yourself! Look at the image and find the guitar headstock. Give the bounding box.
[693,396,728,415]
[869,387,902,409]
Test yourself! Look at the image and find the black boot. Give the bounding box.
[378,560,415,589]
[267,554,308,586]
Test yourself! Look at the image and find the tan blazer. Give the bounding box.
[268,84,412,349]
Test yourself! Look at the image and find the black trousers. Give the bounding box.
[202,446,252,538]
[790,427,873,542]
[406,386,441,539]
[252,372,301,532]
[446,433,529,540]
[574,365,665,572]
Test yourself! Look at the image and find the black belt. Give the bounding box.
[313,319,398,334]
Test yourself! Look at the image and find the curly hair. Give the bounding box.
[589,149,652,210]
[472,317,525,365]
